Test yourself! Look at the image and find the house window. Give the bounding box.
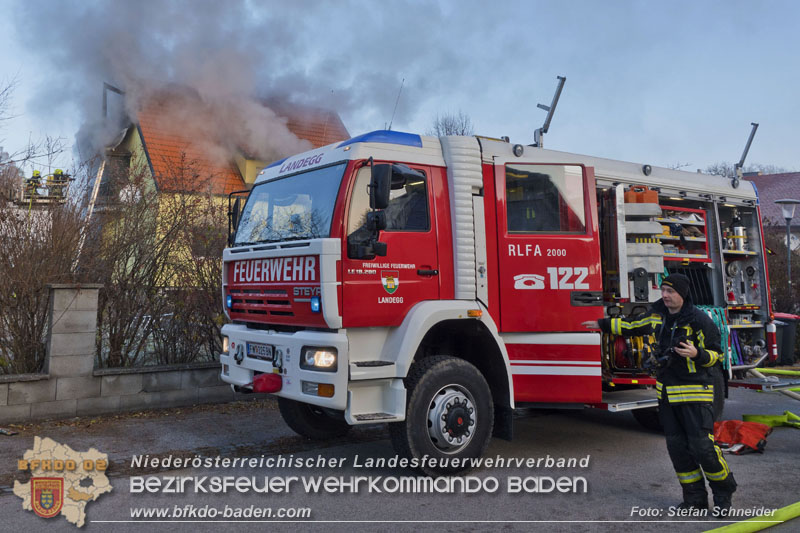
[505,164,585,234]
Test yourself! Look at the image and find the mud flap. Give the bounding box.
[493,405,514,441]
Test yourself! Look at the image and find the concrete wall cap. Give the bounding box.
[0,374,49,384]
[46,283,103,289]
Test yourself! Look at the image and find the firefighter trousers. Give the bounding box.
[659,399,736,504]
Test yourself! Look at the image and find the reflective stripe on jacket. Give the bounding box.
[656,382,714,403]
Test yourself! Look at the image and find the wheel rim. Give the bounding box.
[427,384,477,453]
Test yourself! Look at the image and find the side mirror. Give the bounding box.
[228,196,242,246]
[232,197,241,231]
[370,164,392,210]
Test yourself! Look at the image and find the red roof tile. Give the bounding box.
[283,107,349,149]
[134,91,349,195]
[137,95,245,195]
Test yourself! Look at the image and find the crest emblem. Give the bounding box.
[381,270,400,294]
[31,477,63,518]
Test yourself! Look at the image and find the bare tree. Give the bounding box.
[0,79,22,197]
[85,152,232,368]
[150,195,228,365]
[0,147,25,200]
[705,162,793,177]
[0,79,230,372]
[85,155,196,367]
[0,78,66,192]
[0,199,87,374]
[0,77,17,128]
[428,110,474,136]
[0,79,84,374]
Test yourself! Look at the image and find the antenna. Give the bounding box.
[387,77,405,131]
[533,75,566,148]
[732,122,758,189]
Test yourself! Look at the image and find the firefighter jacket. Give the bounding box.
[598,298,723,404]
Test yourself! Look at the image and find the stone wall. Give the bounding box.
[0,285,257,424]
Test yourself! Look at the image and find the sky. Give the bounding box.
[0,0,798,177]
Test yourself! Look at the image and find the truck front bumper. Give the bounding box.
[220,324,349,411]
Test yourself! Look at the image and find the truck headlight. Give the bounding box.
[300,347,337,372]
[222,336,230,354]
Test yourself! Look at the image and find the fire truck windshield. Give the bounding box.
[234,162,346,245]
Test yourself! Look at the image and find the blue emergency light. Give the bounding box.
[310,296,321,313]
[338,130,423,149]
[226,295,233,309]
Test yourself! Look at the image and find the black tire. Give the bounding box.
[712,366,725,422]
[632,407,663,432]
[278,397,351,440]
[389,355,493,476]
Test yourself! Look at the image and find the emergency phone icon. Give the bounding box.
[513,274,545,290]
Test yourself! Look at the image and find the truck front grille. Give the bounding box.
[228,288,294,317]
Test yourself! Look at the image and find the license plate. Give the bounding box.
[247,342,273,361]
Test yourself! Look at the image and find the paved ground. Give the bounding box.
[1,387,798,532]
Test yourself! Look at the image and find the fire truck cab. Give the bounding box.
[220,131,772,472]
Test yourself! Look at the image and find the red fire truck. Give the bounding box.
[220,130,776,472]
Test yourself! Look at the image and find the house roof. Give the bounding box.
[746,172,800,225]
[133,91,349,195]
[273,103,350,149]
[137,100,245,195]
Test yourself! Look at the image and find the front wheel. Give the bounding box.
[389,355,493,475]
[278,397,351,440]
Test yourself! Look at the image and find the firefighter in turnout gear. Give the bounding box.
[583,274,736,515]
[48,168,66,198]
[26,170,41,197]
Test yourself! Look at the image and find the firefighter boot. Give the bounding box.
[678,481,708,511]
[711,474,737,518]
[712,492,733,518]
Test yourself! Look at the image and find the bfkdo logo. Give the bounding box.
[381,270,400,294]
[15,437,112,528]
[32,478,64,518]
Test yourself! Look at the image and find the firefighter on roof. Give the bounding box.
[583,274,736,515]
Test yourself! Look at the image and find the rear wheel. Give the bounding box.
[389,355,493,475]
[278,397,351,440]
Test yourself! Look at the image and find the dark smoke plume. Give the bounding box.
[12,0,463,163]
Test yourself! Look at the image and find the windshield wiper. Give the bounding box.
[233,236,312,246]
[279,236,315,242]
